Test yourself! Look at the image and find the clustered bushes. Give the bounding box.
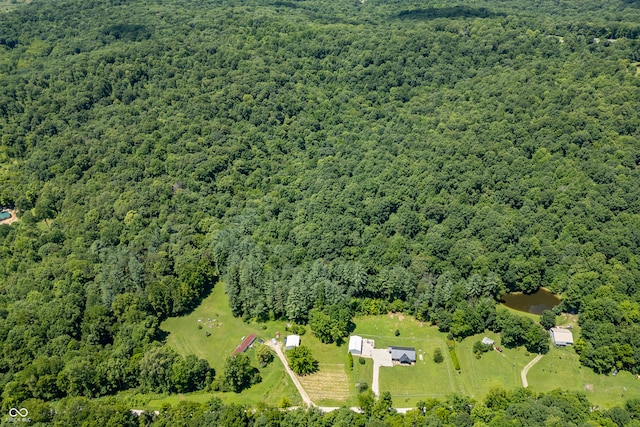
[447,340,461,371]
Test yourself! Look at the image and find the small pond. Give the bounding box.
[500,288,560,315]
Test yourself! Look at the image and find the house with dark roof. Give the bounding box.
[389,346,416,365]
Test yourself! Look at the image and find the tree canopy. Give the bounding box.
[1,0,640,413]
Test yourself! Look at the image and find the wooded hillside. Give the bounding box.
[1,0,640,410]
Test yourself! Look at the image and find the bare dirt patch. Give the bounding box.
[584,384,594,392]
[0,209,18,225]
[388,312,405,321]
[558,313,578,328]
[298,364,351,401]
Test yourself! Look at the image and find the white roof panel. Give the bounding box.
[349,335,363,351]
[550,327,573,344]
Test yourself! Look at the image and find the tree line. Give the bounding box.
[13,388,640,426]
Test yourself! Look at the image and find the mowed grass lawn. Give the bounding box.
[158,284,300,407]
[354,314,537,406]
[455,332,531,398]
[353,357,373,389]
[159,290,634,409]
[355,314,454,406]
[528,345,640,408]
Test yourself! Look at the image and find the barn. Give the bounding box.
[232,334,257,356]
[550,327,574,346]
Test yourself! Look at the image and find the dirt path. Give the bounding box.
[266,341,315,407]
[521,354,543,388]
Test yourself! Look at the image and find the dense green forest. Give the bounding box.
[1,0,640,420]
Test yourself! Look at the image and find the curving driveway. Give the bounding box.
[266,341,315,407]
[521,354,543,388]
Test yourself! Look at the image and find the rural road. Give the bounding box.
[521,354,543,387]
[266,341,316,407]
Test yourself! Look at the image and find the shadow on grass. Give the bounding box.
[397,6,504,20]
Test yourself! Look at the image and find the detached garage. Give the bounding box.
[550,327,574,346]
[285,335,301,350]
[348,335,363,355]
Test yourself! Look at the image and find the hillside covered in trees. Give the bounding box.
[1,0,640,418]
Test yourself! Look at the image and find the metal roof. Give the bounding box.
[232,334,257,355]
[285,335,300,348]
[389,346,416,362]
[348,335,363,353]
[550,327,574,344]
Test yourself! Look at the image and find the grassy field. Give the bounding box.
[455,331,531,398]
[353,357,373,390]
[158,284,300,407]
[287,331,354,405]
[497,303,540,321]
[159,288,634,409]
[528,345,640,408]
[353,312,637,408]
[298,363,352,406]
[353,315,533,406]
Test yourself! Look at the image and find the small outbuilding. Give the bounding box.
[389,346,416,365]
[232,334,257,356]
[550,327,574,346]
[285,334,301,350]
[348,335,363,355]
[481,337,495,346]
[0,211,11,221]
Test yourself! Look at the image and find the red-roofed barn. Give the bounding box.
[232,334,257,355]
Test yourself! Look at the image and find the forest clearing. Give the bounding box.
[157,286,640,409]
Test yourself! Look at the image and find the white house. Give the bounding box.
[285,334,301,350]
[348,335,363,355]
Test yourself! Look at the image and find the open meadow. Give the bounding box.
[286,329,354,405]
[528,345,640,408]
[157,284,300,407]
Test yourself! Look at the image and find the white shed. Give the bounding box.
[285,334,301,350]
[348,335,363,355]
[481,337,495,346]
